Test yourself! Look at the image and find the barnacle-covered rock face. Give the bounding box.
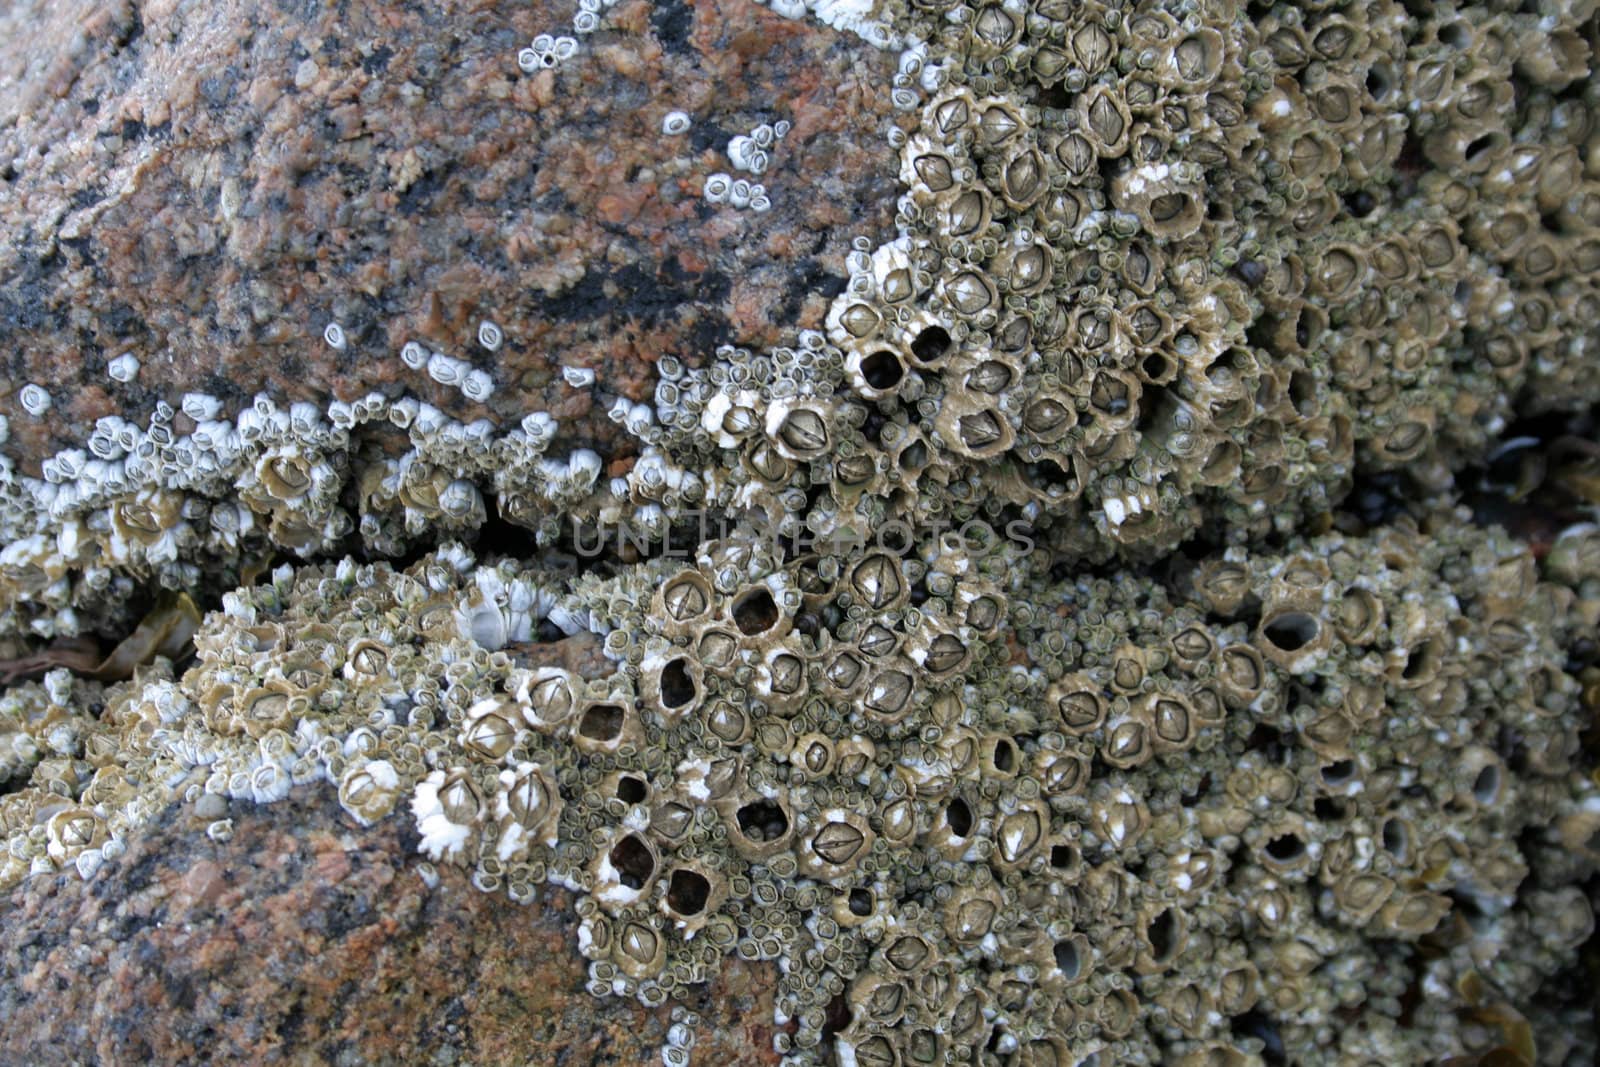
[0,521,1595,1064]
[1,0,1599,1062]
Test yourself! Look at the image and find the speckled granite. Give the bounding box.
[0,787,786,1066]
[0,0,901,475]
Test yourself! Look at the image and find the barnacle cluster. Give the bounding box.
[1,0,1599,1062]
[0,520,1597,1064]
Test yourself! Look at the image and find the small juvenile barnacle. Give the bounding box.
[661,110,692,136]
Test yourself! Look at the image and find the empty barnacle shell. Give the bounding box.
[594,829,660,909]
[720,791,794,861]
[661,865,726,931]
[573,698,639,753]
[642,652,702,721]
[339,759,403,827]
[728,582,789,640]
[847,345,910,399]
[1255,606,1330,673]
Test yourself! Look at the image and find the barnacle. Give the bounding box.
[0,0,1596,1061]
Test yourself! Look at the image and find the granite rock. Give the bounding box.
[0,787,785,1066]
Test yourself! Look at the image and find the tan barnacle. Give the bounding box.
[107,488,187,564]
[611,916,668,980]
[515,668,579,733]
[696,628,741,674]
[904,621,969,679]
[941,882,1003,947]
[767,401,832,461]
[848,552,907,613]
[593,829,660,909]
[992,799,1046,870]
[45,806,107,864]
[720,790,794,861]
[460,697,522,761]
[411,768,484,863]
[653,572,712,630]
[1047,674,1107,736]
[1332,585,1384,646]
[1332,871,1395,926]
[1142,691,1198,755]
[232,680,307,739]
[338,759,402,827]
[1375,891,1451,940]
[1090,785,1149,852]
[938,268,997,323]
[799,808,875,881]
[861,660,916,724]
[791,732,836,778]
[935,398,1013,460]
[922,789,981,860]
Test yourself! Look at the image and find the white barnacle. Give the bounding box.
[477,320,504,351]
[573,10,600,33]
[750,194,773,214]
[400,341,428,369]
[727,134,757,170]
[427,351,465,386]
[702,172,732,204]
[532,33,556,54]
[461,368,496,402]
[773,119,791,139]
[553,36,579,60]
[19,383,51,417]
[323,322,347,351]
[751,123,775,149]
[568,448,603,489]
[662,110,692,136]
[107,352,140,383]
[517,47,541,73]
[562,366,597,388]
[729,179,753,209]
